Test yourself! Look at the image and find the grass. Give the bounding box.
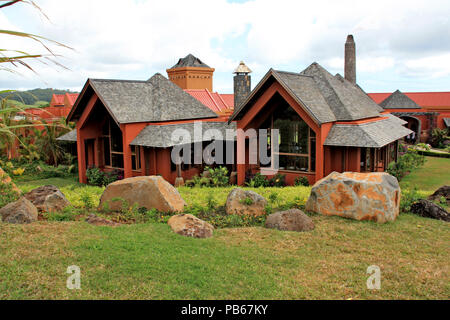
[400,156,450,197]
[1,156,448,299]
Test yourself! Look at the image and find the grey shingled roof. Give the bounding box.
[324,118,413,148]
[385,113,408,125]
[88,73,218,123]
[170,54,210,69]
[299,63,383,121]
[130,121,237,148]
[379,90,421,109]
[230,62,384,124]
[56,129,77,142]
[273,70,336,123]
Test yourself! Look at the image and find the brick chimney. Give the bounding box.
[233,61,252,109]
[345,35,356,84]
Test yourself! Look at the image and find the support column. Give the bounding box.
[77,127,87,183]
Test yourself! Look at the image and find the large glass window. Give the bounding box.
[102,119,124,169]
[261,103,316,172]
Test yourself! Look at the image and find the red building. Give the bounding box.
[62,36,412,186]
[368,91,450,143]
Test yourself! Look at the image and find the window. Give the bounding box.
[131,146,141,171]
[102,119,124,169]
[262,104,316,172]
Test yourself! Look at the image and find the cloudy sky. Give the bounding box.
[1,0,450,94]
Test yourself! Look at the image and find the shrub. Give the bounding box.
[86,167,105,186]
[400,186,421,213]
[206,166,229,187]
[86,167,121,186]
[245,172,268,187]
[294,176,309,186]
[387,147,425,181]
[431,128,449,148]
[268,173,286,187]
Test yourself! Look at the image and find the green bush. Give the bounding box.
[86,167,121,186]
[400,186,421,213]
[431,128,449,148]
[245,172,269,187]
[268,173,286,187]
[387,147,425,181]
[86,167,105,186]
[206,166,229,187]
[294,176,309,186]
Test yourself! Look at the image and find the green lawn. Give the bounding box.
[1,157,449,299]
[400,156,450,196]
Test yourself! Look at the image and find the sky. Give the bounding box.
[0,0,449,94]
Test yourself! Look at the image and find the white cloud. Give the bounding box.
[0,0,449,92]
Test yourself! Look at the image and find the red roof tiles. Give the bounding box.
[185,89,234,114]
[368,92,450,108]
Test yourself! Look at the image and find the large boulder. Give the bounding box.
[167,214,214,238]
[410,199,449,222]
[0,197,38,224]
[24,185,70,213]
[427,185,450,206]
[265,209,314,232]
[225,187,268,216]
[99,176,186,212]
[306,172,400,223]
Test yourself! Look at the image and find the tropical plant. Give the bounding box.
[431,128,449,148]
[33,118,71,166]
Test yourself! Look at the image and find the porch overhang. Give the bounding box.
[130,121,237,148]
[56,129,77,142]
[324,117,413,148]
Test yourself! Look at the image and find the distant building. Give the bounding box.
[368,91,450,143]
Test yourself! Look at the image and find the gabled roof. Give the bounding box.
[51,94,64,105]
[130,121,236,148]
[229,62,383,124]
[65,93,79,106]
[379,90,421,109]
[170,54,210,69]
[324,117,412,148]
[67,73,218,124]
[299,63,383,120]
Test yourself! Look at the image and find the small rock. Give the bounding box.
[24,185,70,213]
[410,199,449,222]
[427,185,450,206]
[225,187,268,216]
[229,172,237,185]
[0,197,38,224]
[265,209,314,232]
[168,214,214,238]
[86,214,121,226]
